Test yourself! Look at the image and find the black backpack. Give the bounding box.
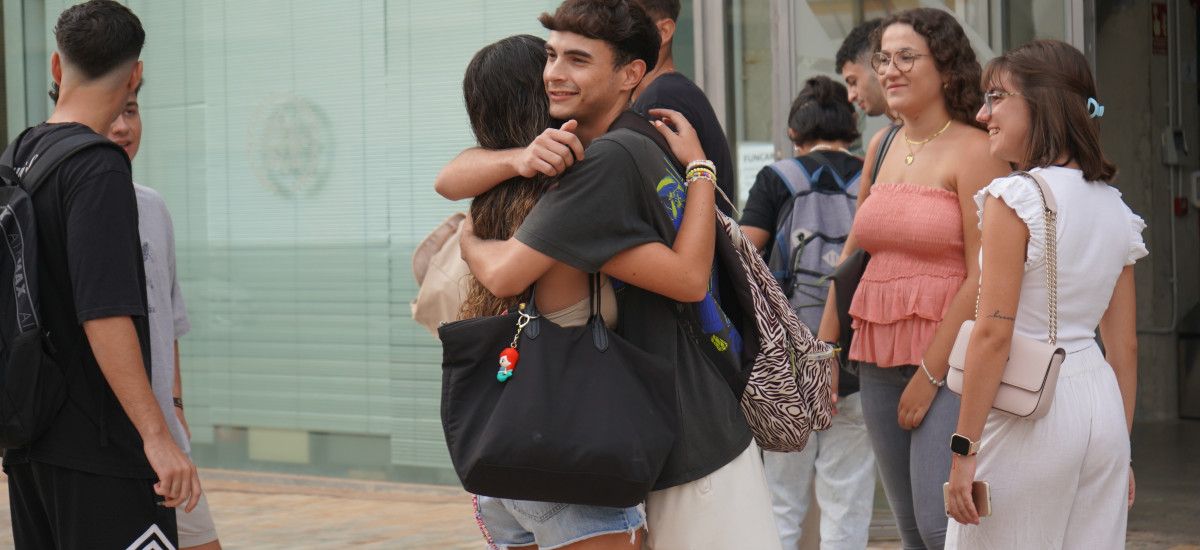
[0,129,123,449]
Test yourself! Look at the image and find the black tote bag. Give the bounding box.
[438,278,677,507]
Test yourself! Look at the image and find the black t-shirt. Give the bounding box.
[515,112,752,490]
[740,151,863,253]
[3,123,154,479]
[633,72,737,216]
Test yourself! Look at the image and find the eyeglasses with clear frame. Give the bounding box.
[983,92,1022,116]
[870,50,932,75]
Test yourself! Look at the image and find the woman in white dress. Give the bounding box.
[945,39,1145,549]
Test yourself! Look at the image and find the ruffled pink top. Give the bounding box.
[848,183,965,367]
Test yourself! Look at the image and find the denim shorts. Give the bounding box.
[475,495,645,549]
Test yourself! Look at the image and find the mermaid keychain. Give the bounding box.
[498,303,537,382]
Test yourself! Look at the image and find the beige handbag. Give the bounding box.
[410,212,471,337]
[947,171,1066,420]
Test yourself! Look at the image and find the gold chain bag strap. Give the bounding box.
[946,171,1066,420]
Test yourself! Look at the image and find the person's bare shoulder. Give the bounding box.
[950,124,1009,194]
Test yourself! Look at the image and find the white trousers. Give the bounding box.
[645,441,783,550]
[946,344,1130,550]
[762,392,877,550]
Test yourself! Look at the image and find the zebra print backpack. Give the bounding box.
[613,112,834,452]
[709,210,835,452]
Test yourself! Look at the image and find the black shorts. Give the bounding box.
[6,460,178,549]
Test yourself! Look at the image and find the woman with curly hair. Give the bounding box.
[817,8,1009,549]
[945,39,1143,548]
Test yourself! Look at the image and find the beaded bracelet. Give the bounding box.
[686,159,716,175]
[920,359,945,388]
[686,167,716,184]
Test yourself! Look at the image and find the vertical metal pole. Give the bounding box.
[769,0,795,159]
[693,0,728,127]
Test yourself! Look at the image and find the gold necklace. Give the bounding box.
[903,119,953,165]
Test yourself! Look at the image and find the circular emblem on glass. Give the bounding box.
[247,93,326,196]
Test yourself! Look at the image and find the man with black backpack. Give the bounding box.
[2,2,200,548]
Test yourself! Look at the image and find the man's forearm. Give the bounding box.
[83,316,171,442]
[460,222,556,298]
[434,147,520,200]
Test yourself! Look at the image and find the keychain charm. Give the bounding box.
[497,348,518,382]
[498,303,537,382]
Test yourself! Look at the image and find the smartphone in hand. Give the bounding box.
[944,481,992,517]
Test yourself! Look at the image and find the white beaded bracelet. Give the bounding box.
[921,359,945,388]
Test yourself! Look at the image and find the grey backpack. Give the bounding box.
[765,152,861,332]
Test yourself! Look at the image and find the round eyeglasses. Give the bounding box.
[871,50,932,75]
[983,92,1022,116]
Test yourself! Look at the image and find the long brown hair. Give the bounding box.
[874,8,984,129]
[459,35,552,319]
[981,39,1117,182]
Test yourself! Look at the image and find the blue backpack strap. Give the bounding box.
[806,151,850,190]
[766,157,814,196]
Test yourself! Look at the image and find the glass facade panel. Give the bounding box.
[4,0,700,486]
[4,0,574,484]
[723,0,1069,189]
[3,0,1061,487]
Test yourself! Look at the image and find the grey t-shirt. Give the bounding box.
[514,114,752,490]
[135,183,192,453]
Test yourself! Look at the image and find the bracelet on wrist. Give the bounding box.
[173,397,184,409]
[685,168,716,188]
[685,166,716,181]
[920,359,945,388]
[685,159,716,174]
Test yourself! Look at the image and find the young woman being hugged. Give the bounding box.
[817,8,1009,549]
[945,39,1145,549]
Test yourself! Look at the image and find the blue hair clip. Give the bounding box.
[1087,97,1105,118]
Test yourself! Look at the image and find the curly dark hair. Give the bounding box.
[788,76,860,145]
[874,8,984,129]
[982,40,1117,182]
[539,0,659,73]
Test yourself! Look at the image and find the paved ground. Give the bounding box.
[0,467,1194,549]
[0,469,901,549]
[0,420,1192,548]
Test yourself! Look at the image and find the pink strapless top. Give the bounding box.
[848,183,966,367]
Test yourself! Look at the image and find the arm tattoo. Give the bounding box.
[987,310,1015,322]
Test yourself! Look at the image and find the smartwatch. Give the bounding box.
[950,433,980,456]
